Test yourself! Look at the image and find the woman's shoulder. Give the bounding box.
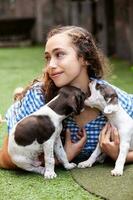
[32,81,44,89]
[20,81,45,111]
[30,81,44,94]
[5,81,46,133]
[25,81,45,100]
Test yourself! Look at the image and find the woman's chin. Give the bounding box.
[54,80,70,88]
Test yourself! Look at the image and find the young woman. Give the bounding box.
[0,25,133,169]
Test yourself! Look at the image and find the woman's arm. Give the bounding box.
[126,151,133,162]
[99,123,133,163]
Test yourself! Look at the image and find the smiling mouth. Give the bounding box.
[50,72,63,78]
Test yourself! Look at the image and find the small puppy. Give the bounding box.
[8,86,85,179]
[78,80,133,176]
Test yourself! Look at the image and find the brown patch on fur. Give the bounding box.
[15,115,55,146]
[96,82,118,104]
[49,86,85,116]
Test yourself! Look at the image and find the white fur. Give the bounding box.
[8,99,76,179]
[78,80,133,176]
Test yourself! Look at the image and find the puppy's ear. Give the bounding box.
[67,97,78,115]
[104,104,118,114]
[105,93,118,105]
[69,93,85,115]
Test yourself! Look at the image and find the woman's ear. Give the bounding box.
[79,57,89,67]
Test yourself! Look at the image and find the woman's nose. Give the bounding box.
[48,58,58,69]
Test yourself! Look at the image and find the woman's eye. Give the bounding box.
[45,56,50,62]
[56,52,65,58]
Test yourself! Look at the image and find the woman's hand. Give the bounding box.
[64,128,87,161]
[99,123,120,161]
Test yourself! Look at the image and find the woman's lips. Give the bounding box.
[50,72,64,78]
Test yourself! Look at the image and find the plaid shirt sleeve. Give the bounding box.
[5,82,45,134]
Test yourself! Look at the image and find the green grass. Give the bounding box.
[109,58,133,93]
[0,47,44,114]
[0,47,133,200]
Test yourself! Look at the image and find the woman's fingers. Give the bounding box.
[77,128,87,140]
[76,128,87,148]
[110,125,120,144]
[112,126,120,145]
[105,124,112,140]
[99,123,111,146]
[99,124,120,160]
[64,127,87,150]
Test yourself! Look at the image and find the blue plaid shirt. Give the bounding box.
[5,79,133,155]
[5,82,45,133]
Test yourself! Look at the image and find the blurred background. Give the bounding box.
[0,0,133,62]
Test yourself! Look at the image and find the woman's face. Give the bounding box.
[45,33,88,88]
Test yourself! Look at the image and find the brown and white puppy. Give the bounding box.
[8,86,85,179]
[78,80,133,176]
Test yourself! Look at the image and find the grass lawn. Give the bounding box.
[0,47,133,200]
[109,57,133,93]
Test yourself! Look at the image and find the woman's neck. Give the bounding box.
[74,106,100,128]
[70,68,90,93]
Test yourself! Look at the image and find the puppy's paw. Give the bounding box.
[44,171,57,179]
[64,162,77,170]
[111,168,123,176]
[78,160,93,168]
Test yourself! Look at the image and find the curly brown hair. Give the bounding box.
[43,25,110,102]
[18,26,110,103]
